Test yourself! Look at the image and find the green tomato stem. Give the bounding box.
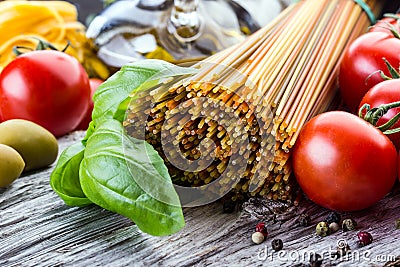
[380,17,400,39]
[13,37,70,56]
[383,58,400,79]
[360,101,400,134]
[383,13,400,21]
[360,59,400,135]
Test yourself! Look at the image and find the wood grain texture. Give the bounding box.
[0,131,399,267]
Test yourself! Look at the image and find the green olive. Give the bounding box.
[0,144,25,187]
[0,119,58,172]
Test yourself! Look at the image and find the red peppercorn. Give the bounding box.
[357,231,373,246]
[255,222,268,237]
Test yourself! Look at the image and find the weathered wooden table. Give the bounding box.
[0,131,399,266]
[1,1,400,265]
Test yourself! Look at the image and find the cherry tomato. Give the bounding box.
[292,111,397,212]
[0,50,91,137]
[75,78,103,130]
[339,31,400,113]
[359,79,400,150]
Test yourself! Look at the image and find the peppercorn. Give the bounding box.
[252,231,265,244]
[342,218,357,231]
[295,214,311,227]
[271,238,283,251]
[357,231,373,246]
[222,199,236,213]
[255,222,268,237]
[395,219,400,229]
[309,253,323,267]
[328,222,340,234]
[316,221,329,237]
[325,211,341,224]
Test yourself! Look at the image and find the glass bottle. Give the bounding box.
[87,0,257,67]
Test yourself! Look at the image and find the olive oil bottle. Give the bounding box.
[87,0,257,67]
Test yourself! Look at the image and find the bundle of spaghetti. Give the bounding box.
[0,0,109,79]
[124,0,383,204]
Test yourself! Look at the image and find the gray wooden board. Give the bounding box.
[0,131,399,267]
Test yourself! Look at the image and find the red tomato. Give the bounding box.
[398,150,400,182]
[359,79,400,150]
[75,78,103,130]
[0,50,91,137]
[369,16,400,34]
[339,31,400,113]
[292,111,397,212]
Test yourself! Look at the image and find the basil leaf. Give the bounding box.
[50,142,92,206]
[51,59,194,236]
[82,120,96,146]
[92,59,197,124]
[80,119,184,236]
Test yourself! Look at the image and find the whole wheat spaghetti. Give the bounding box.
[125,0,383,204]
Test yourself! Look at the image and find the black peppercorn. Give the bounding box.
[309,253,323,267]
[222,199,236,213]
[271,238,283,251]
[295,214,311,227]
[342,218,357,231]
[325,211,341,224]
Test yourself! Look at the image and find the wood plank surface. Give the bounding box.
[0,131,399,267]
[1,1,400,266]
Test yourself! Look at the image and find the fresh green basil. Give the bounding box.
[50,59,197,236]
[80,119,184,236]
[50,141,92,206]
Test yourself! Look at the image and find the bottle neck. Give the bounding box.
[173,0,198,12]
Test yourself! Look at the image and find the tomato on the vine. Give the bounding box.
[339,31,400,112]
[369,15,400,34]
[0,50,91,137]
[292,111,397,212]
[75,78,103,130]
[359,79,400,150]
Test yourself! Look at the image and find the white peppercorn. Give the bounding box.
[252,231,265,244]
